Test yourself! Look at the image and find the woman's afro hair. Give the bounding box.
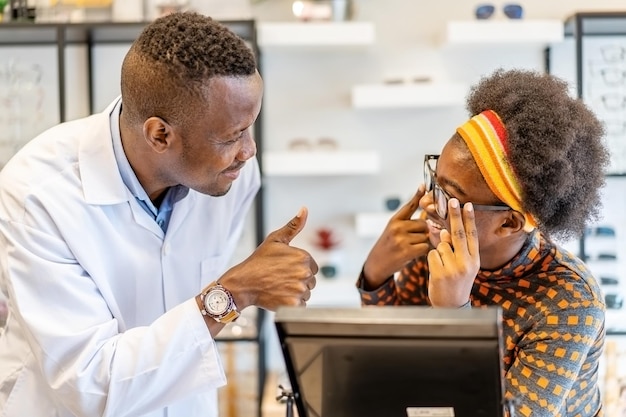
[465,68,609,241]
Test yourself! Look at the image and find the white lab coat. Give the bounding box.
[0,100,261,417]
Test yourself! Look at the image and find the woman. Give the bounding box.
[358,69,609,416]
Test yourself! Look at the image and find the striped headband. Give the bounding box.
[456,110,537,232]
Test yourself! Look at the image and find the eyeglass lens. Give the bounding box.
[434,184,449,219]
[475,4,495,19]
[424,155,449,219]
[424,155,437,192]
[502,4,523,19]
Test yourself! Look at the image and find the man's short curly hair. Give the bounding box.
[120,12,257,126]
[464,69,609,241]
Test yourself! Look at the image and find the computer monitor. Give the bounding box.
[275,306,507,417]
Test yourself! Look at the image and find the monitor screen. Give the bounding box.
[274,306,506,417]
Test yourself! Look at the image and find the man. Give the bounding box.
[359,69,608,416]
[0,12,317,417]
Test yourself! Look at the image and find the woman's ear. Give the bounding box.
[143,117,172,153]
[498,210,526,236]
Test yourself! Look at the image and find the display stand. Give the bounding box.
[548,13,626,335]
[563,12,626,175]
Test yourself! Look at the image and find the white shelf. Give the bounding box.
[257,22,375,47]
[355,212,392,238]
[263,150,380,176]
[445,19,564,45]
[351,82,467,109]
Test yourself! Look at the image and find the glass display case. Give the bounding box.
[548,12,626,335]
[549,12,626,415]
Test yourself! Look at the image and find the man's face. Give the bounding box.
[166,72,263,196]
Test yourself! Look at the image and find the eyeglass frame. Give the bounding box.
[424,154,511,220]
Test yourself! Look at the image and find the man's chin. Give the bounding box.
[210,185,231,197]
[202,181,232,197]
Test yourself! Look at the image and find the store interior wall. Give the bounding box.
[250,0,626,372]
[2,0,626,383]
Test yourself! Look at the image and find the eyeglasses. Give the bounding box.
[287,137,338,151]
[601,45,626,63]
[424,154,511,220]
[475,3,523,20]
[600,94,626,111]
[599,68,626,86]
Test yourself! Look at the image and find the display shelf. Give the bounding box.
[257,21,375,46]
[262,150,379,176]
[445,19,564,45]
[351,82,467,109]
[355,211,391,238]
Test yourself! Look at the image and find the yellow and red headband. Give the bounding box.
[456,110,537,232]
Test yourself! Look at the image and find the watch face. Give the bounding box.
[205,288,230,315]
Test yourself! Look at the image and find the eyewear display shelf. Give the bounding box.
[563,12,626,177]
[551,12,626,336]
[0,20,268,417]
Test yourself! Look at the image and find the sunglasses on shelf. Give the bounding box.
[475,3,524,20]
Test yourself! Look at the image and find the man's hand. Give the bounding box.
[427,199,479,307]
[219,207,318,311]
[362,186,430,289]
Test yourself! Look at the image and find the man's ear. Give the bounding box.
[498,210,526,236]
[143,117,173,153]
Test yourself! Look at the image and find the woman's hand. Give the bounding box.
[427,199,479,307]
[362,186,431,289]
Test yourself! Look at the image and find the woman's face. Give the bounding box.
[420,137,511,259]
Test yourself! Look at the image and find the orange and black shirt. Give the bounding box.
[357,230,605,417]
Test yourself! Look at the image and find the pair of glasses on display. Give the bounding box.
[600,45,626,63]
[424,155,511,220]
[599,94,626,111]
[288,137,338,151]
[475,3,523,20]
[597,68,626,86]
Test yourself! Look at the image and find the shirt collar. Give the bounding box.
[477,230,544,282]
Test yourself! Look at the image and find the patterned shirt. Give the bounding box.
[358,230,605,417]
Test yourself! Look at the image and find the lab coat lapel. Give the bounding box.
[78,101,163,238]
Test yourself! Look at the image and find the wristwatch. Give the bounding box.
[199,281,240,323]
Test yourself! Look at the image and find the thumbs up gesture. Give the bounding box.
[362,187,431,288]
[218,207,319,312]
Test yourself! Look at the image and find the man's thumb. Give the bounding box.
[271,207,308,244]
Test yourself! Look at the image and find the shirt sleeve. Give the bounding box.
[357,256,431,306]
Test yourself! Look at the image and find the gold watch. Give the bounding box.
[199,281,240,323]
